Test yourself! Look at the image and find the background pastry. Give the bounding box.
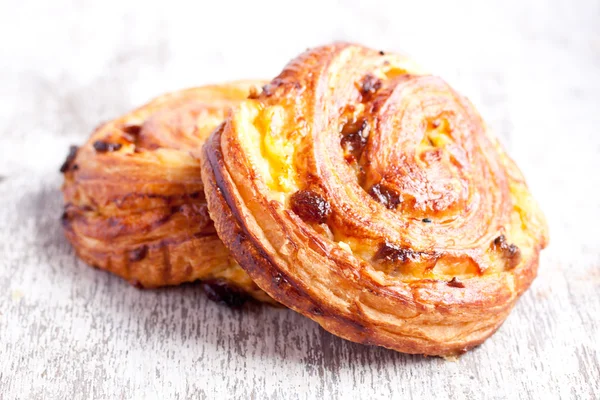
[201,43,549,355]
[61,82,272,304]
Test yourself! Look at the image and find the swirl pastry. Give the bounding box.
[61,82,272,304]
[201,44,549,355]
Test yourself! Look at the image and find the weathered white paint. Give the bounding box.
[1,0,598,398]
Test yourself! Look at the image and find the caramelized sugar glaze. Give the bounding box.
[201,44,548,355]
[61,83,273,304]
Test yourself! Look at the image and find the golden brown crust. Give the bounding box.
[61,82,273,304]
[200,44,549,355]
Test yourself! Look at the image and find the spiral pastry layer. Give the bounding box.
[201,44,549,355]
[61,82,272,304]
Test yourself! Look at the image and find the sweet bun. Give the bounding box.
[61,82,272,304]
[200,44,548,354]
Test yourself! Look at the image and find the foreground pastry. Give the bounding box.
[201,43,549,355]
[61,82,272,304]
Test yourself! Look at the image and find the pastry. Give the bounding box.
[200,44,549,354]
[61,82,273,304]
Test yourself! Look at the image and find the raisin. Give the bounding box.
[361,74,382,97]
[447,277,465,288]
[122,124,141,136]
[369,183,401,209]
[492,235,522,269]
[290,190,331,223]
[60,145,79,173]
[93,140,122,153]
[60,210,70,226]
[374,242,416,263]
[129,245,148,262]
[341,119,368,162]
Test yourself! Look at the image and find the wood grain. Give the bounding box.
[1,0,598,398]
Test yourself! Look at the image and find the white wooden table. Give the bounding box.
[1,1,598,398]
